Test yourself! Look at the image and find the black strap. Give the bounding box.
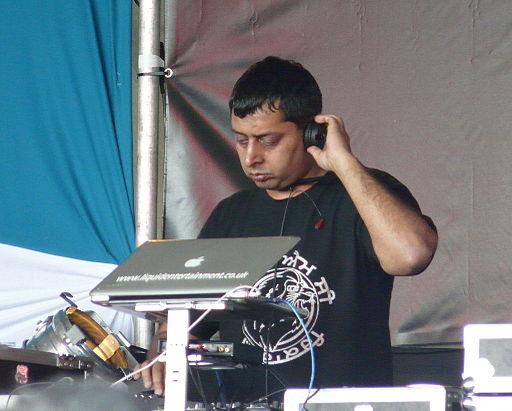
[277,175,328,191]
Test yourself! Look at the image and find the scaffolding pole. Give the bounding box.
[133,0,161,349]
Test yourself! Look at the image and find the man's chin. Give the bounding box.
[248,178,283,190]
[247,174,291,190]
[253,180,279,189]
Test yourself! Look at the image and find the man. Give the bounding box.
[135,56,438,402]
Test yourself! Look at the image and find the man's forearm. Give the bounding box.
[332,154,438,276]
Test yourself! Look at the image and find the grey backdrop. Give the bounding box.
[162,0,512,346]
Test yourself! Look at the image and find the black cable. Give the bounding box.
[267,366,290,391]
[278,189,295,236]
[212,370,228,408]
[301,387,322,410]
[5,381,54,409]
[277,175,325,192]
[264,319,271,401]
[248,387,288,406]
[262,188,295,403]
[299,189,323,220]
[187,365,209,409]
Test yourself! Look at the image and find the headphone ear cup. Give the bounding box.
[303,122,326,149]
[66,306,128,368]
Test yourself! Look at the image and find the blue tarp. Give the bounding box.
[0,0,134,264]
[0,0,134,344]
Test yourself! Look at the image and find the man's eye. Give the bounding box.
[260,136,279,146]
[236,138,248,146]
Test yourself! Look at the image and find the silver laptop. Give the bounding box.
[90,236,299,311]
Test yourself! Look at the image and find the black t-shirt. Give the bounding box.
[196,170,426,402]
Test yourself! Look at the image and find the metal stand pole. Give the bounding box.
[164,308,189,411]
[134,0,162,349]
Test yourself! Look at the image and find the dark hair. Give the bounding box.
[229,56,322,129]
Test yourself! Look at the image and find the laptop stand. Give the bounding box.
[135,298,305,411]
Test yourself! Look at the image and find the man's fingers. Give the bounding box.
[132,361,144,380]
[306,145,322,158]
[132,361,155,390]
[151,361,166,396]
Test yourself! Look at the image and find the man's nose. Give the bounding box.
[244,140,264,167]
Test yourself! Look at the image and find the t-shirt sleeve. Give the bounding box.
[189,313,219,339]
[198,197,233,239]
[198,205,220,239]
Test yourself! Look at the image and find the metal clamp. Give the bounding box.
[137,67,174,78]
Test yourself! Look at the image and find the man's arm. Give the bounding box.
[307,114,438,276]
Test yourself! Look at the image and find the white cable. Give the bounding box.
[110,349,164,387]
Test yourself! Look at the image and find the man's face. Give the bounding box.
[232,106,322,192]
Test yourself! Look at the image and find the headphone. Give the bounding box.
[66,305,128,368]
[303,121,327,149]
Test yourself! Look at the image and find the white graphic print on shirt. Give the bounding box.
[242,250,336,364]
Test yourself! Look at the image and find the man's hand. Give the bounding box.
[132,322,168,396]
[132,356,166,396]
[306,114,354,172]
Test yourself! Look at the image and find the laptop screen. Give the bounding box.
[90,236,300,306]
